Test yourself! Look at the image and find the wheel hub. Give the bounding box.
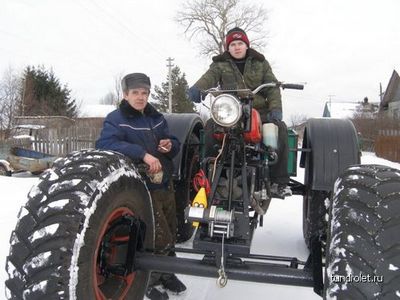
[93,208,146,300]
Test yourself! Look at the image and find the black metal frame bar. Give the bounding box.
[134,252,314,287]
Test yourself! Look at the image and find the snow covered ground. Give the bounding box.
[0,152,399,300]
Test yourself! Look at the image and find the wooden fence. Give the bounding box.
[31,127,102,156]
[375,129,400,163]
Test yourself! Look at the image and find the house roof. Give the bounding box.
[381,70,400,109]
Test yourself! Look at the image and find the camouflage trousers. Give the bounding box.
[268,119,289,185]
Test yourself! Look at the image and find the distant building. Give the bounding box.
[76,104,116,128]
[380,70,400,118]
[323,99,379,118]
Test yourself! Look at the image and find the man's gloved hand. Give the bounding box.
[266,110,283,122]
[187,86,202,103]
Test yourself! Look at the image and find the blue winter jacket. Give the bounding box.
[96,100,180,189]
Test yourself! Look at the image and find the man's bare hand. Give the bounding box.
[143,153,162,174]
[158,139,172,153]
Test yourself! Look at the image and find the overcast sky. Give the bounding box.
[1,0,399,122]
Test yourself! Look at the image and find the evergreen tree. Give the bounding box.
[21,66,78,118]
[151,66,196,113]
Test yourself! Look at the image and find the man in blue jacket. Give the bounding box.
[96,73,185,300]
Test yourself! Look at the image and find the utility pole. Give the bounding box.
[166,57,174,113]
[328,94,335,110]
[21,77,26,116]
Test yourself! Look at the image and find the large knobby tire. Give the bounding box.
[324,164,400,299]
[303,189,330,249]
[5,150,154,300]
[175,133,200,243]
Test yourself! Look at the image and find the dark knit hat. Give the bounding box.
[225,27,250,48]
[121,73,151,91]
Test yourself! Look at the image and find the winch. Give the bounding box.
[185,205,235,238]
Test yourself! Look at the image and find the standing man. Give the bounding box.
[96,73,186,300]
[187,27,291,199]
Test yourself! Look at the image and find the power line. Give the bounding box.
[69,0,134,69]
[86,0,167,60]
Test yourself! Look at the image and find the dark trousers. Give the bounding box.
[148,185,177,287]
[268,119,289,185]
[203,118,289,185]
[150,187,176,253]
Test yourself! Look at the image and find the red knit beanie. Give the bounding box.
[225,27,250,49]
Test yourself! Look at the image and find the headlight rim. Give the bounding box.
[210,94,242,127]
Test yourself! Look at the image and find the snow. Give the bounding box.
[0,153,399,299]
[23,251,52,273]
[361,152,400,169]
[24,280,47,297]
[347,235,355,244]
[389,264,399,271]
[14,125,46,130]
[28,224,59,243]
[348,188,358,196]
[48,179,82,195]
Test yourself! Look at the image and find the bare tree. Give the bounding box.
[99,92,117,105]
[176,0,268,56]
[99,73,123,106]
[0,67,22,139]
[289,113,308,130]
[113,72,123,103]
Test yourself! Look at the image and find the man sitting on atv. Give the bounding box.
[188,27,291,198]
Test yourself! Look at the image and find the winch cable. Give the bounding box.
[212,134,227,182]
[217,232,228,287]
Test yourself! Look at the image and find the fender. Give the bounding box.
[300,118,360,191]
[163,113,204,180]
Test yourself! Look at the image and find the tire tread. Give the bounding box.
[325,164,400,299]
[5,150,148,299]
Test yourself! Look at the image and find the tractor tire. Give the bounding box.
[324,164,400,299]
[303,189,330,249]
[5,150,154,300]
[175,133,200,243]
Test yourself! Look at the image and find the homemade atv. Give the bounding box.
[5,83,400,299]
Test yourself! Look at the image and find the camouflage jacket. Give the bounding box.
[194,48,282,118]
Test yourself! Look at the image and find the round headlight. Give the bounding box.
[210,94,242,127]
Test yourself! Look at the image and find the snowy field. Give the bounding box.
[0,152,399,300]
